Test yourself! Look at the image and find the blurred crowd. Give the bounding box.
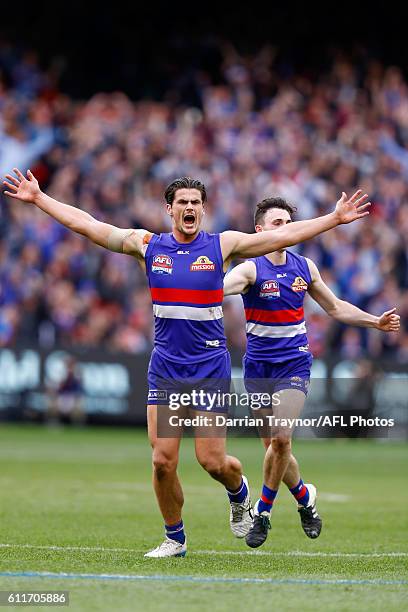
[1,43,408,361]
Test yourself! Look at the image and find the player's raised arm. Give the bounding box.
[223,260,256,296]
[306,258,401,332]
[220,190,370,263]
[3,168,150,259]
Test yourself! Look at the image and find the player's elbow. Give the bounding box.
[327,300,343,319]
[83,219,109,247]
[68,215,95,239]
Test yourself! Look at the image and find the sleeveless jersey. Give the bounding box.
[242,251,312,362]
[145,231,226,363]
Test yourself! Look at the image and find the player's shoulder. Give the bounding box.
[298,254,319,281]
[286,249,308,264]
[285,250,318,281]
[242,257,258,267]
[149,231,170,245]
[197,230,224,248]
[202,230,220,240]
[238,259,258,282]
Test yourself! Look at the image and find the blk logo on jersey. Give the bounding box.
[291,276,308,292]
[259,280,280,299]
[152,254,173,275]
[190,255,216,271]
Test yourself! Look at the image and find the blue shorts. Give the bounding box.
[243,353,312,397]
[147,349,231,412]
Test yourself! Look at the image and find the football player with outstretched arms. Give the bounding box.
[223,197,400,549]
[3,168,371,558]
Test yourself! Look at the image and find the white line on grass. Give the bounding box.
[0,544,407,558]
[0,571,407,586]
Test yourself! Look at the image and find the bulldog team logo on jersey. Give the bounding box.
[291,276,308,292]
[152,254,174,274]
[259,280,280,299]
[190,255,216,271]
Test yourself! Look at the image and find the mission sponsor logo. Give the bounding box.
[152,254,173,275]
[291,276,308,292]
[259,279,280,299]
[190,255,216,272]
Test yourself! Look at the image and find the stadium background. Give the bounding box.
[0,6,407,611]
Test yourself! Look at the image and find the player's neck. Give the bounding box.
[172,228,201,244]
[266,250,287,266]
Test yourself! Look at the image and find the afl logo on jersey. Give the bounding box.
[291,276,308,292]
[152,254,174,274]
[260,280,280,299]
[190,255,216,272]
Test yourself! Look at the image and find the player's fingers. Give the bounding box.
[27,169,35,181]
[349,189,363,203]
[384,308,397,316]
[3,180,18,192]
[5,174,20,186]
[356,202,371,212]
[355,210,370,219]
[355,194,369,207]
[3,190,18,198]
[13,167,25,181]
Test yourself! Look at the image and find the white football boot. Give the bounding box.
[144,536,187,558]
[229,475,253,538]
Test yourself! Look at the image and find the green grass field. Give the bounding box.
[0,425,407,611]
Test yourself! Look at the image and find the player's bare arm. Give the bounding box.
[220,190,370,267]
[2,168,150,261]
[306,258,400,332]
[223,260,256,296]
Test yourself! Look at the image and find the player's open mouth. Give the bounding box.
[183,214,196,227]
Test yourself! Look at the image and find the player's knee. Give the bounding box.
[152,451,178,478]
[271,435,292,454]
[197,454,225,478]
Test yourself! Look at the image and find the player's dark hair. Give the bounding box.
[164,177,207,205]
[254,197,297,227]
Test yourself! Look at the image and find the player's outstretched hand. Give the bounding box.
[3,168,41,204]
[376,308,401,332]
[335,190,371,224]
